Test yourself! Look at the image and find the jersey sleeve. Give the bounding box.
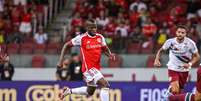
[190,41,198,53]
[100,35,107,46]
[162,39,171,50]
[71,35,81,46]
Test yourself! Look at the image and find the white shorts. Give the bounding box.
[19,22,32,33]
[83,68,104,85]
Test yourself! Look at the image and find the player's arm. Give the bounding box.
[57,41,73,67]
[154,48,166,67]
[57,35,81,67]
[100,35,115,60]
[154,40,170,67]
[183,52,200,68]
[190,52,200,66]
[102,45,115,60]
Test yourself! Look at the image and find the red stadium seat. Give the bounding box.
[108,54,123,68]
[20,43,34,54]
[7,43,20,54]
[34,43,46,54]
[146,55,155,68]
[127,43,141,54]
[32,55,46,68]
[46,43,61,54]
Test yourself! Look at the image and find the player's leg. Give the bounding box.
[59,70,95,100]
[195,68,201,101]
[168,70,180,94]
[168,93,195,101]
[97,78,110,101]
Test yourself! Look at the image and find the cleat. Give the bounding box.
[59,87,71,100]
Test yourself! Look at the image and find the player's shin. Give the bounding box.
[100,87,109,101]
[71,86,88,95]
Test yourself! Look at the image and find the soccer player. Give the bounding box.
[154,25,200,95]
[168,67,201,101]
[57,19,115,101]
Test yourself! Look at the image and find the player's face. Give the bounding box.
[176,28,187,40]
[87,24,97,36]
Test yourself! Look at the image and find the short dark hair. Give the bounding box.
[176,24,189,32]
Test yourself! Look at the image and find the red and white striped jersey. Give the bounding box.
[70,32,106,72]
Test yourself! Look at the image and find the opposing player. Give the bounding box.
[57,19,115,101]
[154,25,200,95]
[168,67,201,101]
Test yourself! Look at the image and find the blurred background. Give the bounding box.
[0,0,201,101]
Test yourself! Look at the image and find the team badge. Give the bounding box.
[97,38,101,43]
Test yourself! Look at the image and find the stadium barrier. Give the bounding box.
[13,68,198,81]
[0,81,196,101]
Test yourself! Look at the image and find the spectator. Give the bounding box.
[142,17,157,39]
[113,30,122,52]
[0,62,14,81]
[34,26,48,44]
[56,59,71,81]
[0,50,13,81]
[130,26,143,43]
[14,0,27,6]
[69,53,83,81]
[7,25,23,43]
[129,0,147,13]
[96,10,109,28]
[0,0,4,12]
[19,7,32,37]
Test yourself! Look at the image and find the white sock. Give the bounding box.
[100,88,109,101]
[71,86,88,95]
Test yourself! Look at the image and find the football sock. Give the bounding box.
[100,88,109,101]
[71,86,88,95]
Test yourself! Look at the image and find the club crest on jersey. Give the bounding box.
[97,38,101,43]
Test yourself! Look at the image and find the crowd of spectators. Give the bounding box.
[0,0,48,44]
[0,0,201,54]
[67,0,201,53]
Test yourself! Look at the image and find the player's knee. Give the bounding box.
[171,85,180,94]
[195,91,201,101]
[99,81,109,88]
[87,87,96,96]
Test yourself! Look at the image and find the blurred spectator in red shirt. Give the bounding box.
[19,7,32,36]
[105,16,117,37]
[129,5,140,27]
[11,5,23,26]
[71,12,83,27]
[142,17,157,39]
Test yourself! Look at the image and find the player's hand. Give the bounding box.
[182,63,191,69]
[109,53,116,61]
[57,62,62,68]
[154,59,161,67]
